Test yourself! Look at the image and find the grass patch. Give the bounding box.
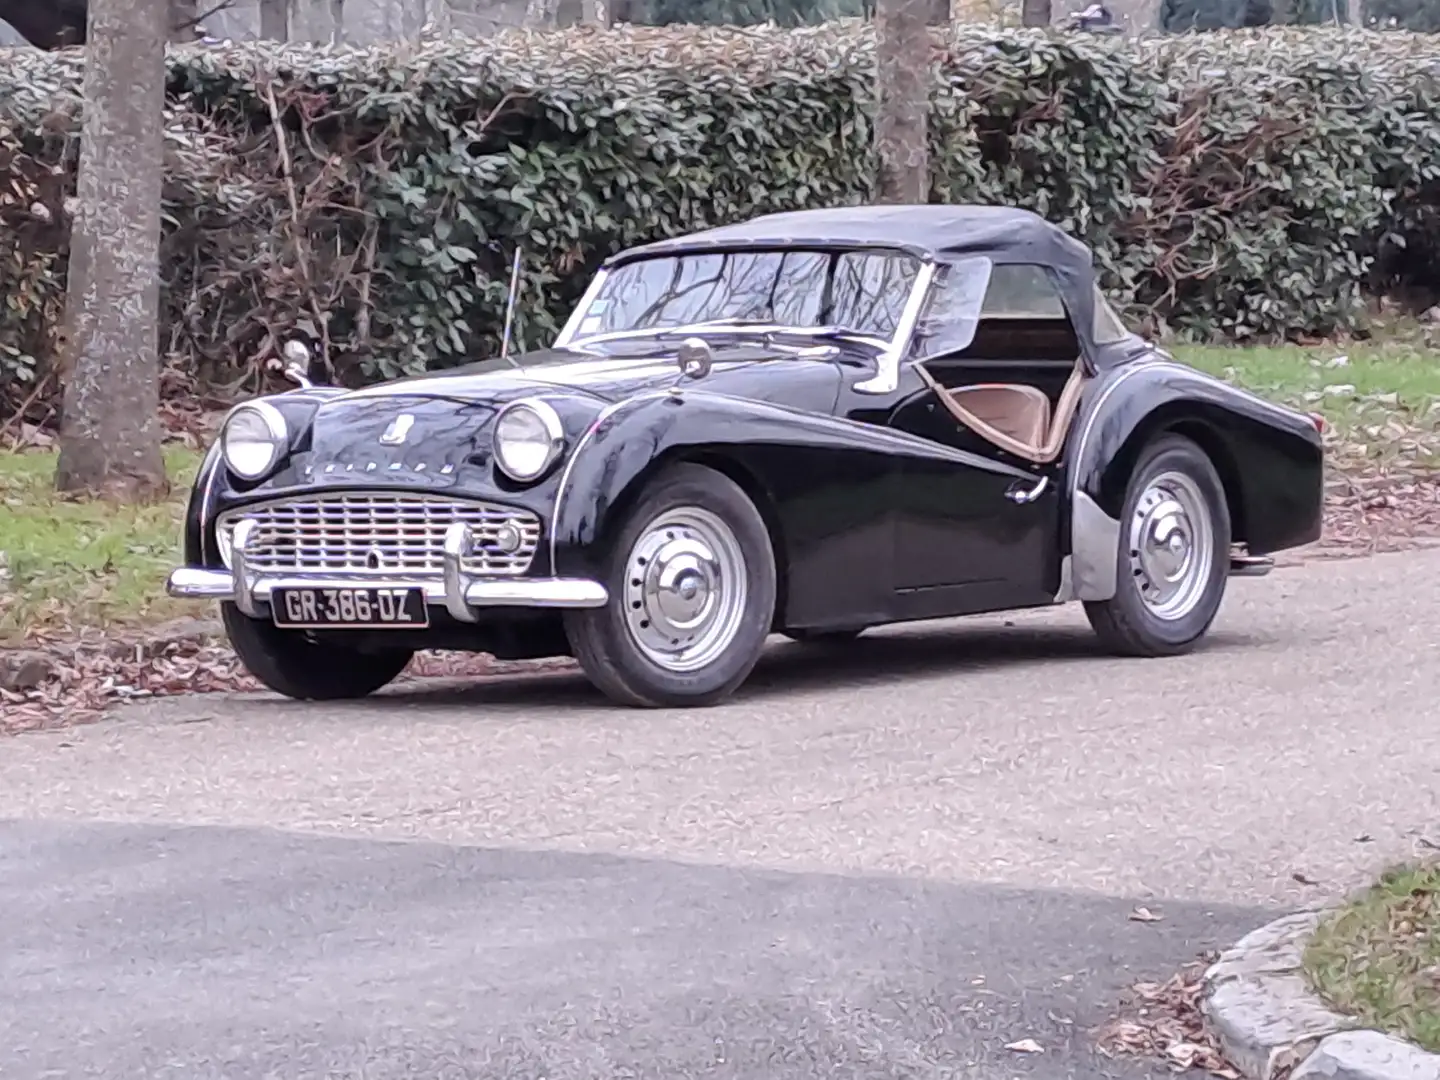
[1173,333,1440,467]
[1304,863,1440,1053]
[0,447,202,645]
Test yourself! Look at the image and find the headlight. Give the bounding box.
[221,401,288,480]
[493,399,564,482]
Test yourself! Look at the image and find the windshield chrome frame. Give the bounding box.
[553,256,938,396]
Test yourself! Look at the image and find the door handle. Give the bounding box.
[1005,476,1049,504]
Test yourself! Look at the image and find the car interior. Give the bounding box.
[910,265,1092,465]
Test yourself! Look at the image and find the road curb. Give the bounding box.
[1202,909,1440,1080]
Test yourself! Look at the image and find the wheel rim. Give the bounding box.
[622,506,749,673]
[1126,469,1215,621]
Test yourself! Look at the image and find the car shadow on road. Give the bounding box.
[0,816,1282,1080]
[353,620,1258,712]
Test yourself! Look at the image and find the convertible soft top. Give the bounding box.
[605,203,1104,355]
[606,204,1096,280]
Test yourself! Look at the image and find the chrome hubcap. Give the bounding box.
[1127,470,1214,621]
[622,507,748,673]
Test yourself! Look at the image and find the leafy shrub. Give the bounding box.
[1,24,1438,424]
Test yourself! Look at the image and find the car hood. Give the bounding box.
[329,340,849,411]
[296,340,849,486]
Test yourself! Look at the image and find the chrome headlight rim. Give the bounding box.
[221,400,289,481]
[493,398,565,483]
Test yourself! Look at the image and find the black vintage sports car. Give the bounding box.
[167,205,1325,708]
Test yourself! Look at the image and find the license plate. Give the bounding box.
[270,586,429,629]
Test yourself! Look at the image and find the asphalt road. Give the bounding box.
[3,547,1439,1080]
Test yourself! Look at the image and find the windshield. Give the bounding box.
[568,248,924,343]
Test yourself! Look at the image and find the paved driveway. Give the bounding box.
[3,548,1439,1079]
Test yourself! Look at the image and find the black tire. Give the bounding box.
[221,603,414,700]
[782,628,865,645]
[1083,433,1231,658]
[563,462,777,708]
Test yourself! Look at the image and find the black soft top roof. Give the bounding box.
[605,204,1097,280]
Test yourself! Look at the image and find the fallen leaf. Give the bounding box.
[1130,906,1164,923]
[1097,951,1243,1080]
[1293,872,1321,887]
[1004,1039,1044,1054]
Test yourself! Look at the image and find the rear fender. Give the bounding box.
[1061,360,1324,602]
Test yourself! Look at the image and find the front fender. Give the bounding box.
[183,439,225,566]
[549,388,879,574]
[1062,359,1325,601]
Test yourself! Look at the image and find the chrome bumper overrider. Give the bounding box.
[166,521,608,620]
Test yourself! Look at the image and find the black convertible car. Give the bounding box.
[167,205,1325,707]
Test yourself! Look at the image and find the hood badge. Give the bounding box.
[317,461,454,475]
[380,413,416,445]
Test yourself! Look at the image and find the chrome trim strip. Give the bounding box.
[165,568,609,610]
[196,439,224,555]
[854,260,937,396]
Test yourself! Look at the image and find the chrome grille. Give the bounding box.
[216,493,541,578]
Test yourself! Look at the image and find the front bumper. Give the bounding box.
[166,521,609,623]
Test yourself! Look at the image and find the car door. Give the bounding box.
[877,262,1079,614]
[881,365,1063,617]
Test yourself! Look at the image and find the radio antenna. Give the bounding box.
[499,247,523,367]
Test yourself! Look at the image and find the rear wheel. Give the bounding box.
[221,603,414,700]
[564,463,777,708]
[1083,433,1231,657]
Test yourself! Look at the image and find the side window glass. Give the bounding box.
[980,264,1069,319]
[913,257,992,356]
[1092,286,1131,344]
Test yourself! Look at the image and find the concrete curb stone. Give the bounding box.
[1202,909,1440,1080]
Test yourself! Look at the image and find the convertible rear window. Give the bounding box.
[576,248,923,340]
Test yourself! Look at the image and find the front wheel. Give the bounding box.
[221,603,414,700]
[564,462,777,708]
[1083,433,1231,657]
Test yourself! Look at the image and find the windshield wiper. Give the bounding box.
[761,325,892,350]
[569,319,891,352]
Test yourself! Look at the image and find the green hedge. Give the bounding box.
[2,24,1438,420]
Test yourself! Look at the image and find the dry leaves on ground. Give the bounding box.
[1,631,577,736]
[1315,464,1440,558]
[1095,953,1240,1079]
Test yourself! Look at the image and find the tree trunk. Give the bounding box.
[167,0,196,39]
[1021,0,1050,25]
[54,0,168,500]
[259,0,290,38]
[874,0,930,204]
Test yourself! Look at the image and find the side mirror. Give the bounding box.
[676,338,714,380]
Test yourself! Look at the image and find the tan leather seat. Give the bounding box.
[946,384,1051,448]
[914,360,1090,465]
